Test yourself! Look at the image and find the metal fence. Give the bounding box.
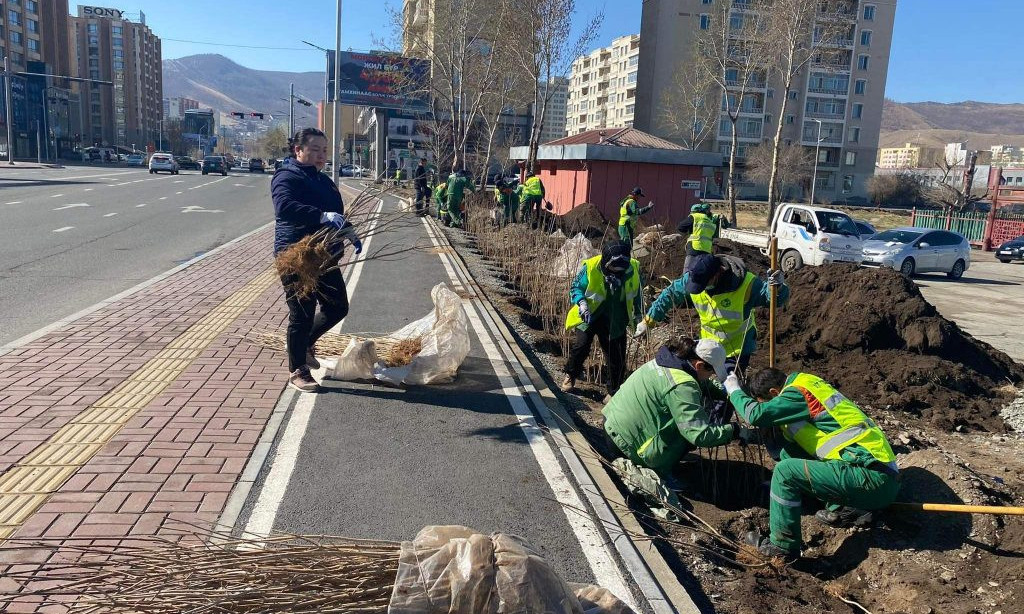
[909,209,989,244]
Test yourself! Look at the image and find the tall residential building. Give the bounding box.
[877,143,921,169]
[1,0,72,74]
[944,142,969,166]
[566,34,640,135]
[991,145,1023,167]
[635,0,896,201]
[69,7,162,149]
[536,77,569,143]
[163,97,200,119]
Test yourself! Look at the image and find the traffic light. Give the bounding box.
[231,111,245,120]
[296,98,313,108]
[250,112,265,120]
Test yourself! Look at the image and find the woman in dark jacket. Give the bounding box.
[272,128,361,392]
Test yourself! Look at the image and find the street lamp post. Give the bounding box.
[810,119,824,205]
[332,0,343,184]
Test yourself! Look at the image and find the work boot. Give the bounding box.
[815,506,874,528]
[743,531,798,563]
[288,366,319,393]
[305,351,321,370]
[560,375,575,392]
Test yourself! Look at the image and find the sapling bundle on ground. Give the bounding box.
[245,331,422,368]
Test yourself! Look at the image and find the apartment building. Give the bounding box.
[566,34,640,135]
[69,7,162,149]
[635,0,896,202]
[163,96,200,120]
[537,77,569,143]
[877,143,921,169]
[991,145,1024,167]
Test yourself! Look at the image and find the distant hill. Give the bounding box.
[162,54,325,122]
[881,99,1024,149]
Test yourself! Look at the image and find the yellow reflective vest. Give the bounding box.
[522,175,544,198]
[618,197,638,230]
[690,272,756,357]
[689,212,716,253]
[781,373,897,469]
[565,255,641,330]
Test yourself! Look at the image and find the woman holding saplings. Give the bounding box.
[272,128,362,392]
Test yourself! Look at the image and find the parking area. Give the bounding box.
[915,251,1024,362]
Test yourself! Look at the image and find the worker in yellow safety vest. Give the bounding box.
[723,368,900,561]
[617,187,654,246]
[521,169,546,224]
[676,202,729,272]
[562,241,644,401]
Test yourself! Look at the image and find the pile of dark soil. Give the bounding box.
[756,264,1024,431]
[558,203,609,239]
[636,236,769,282]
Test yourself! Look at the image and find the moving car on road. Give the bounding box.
[861,227,970,279]
[148,153,179,175]
[202,156,228,176]
[175,156,200,170]
[248,158,266,173]
[126,153,146,167]
[996,235,1024,263]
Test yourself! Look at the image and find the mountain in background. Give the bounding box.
[162,54,326,122]
[880,99,1024,150]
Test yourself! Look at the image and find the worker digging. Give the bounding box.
[676,201,730,272]
[617,186,654,247]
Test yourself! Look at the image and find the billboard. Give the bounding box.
[327,51,430,113]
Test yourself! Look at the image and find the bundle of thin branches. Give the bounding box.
[245,331,421,367]
[0,528,402,614]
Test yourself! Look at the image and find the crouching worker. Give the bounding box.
[725,368,901,561]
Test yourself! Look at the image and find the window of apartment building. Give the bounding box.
[786,115,794,124]
[27,19,38,33]
[702,0,712,3]
[857,55,869,70]
[11,32,22,45]
[8,10,21,25]
[863,4,875,20]
[90,69,100,80]
[629,55,638,67]
[854,79,866,95]
[789,91,798,100]
[849,127,860,142]
[88,35,99,45]
[114,60,124,70]
[730,14,744,30]
[766,88,774,98]
[113,37,123,47]
[626,104,635,115]
[627,71,637,84]
[845,151,857,166]
[852,103,863,118]
[112,26,123,35]
[842,175,854,193]
[27,38,38,52]
[700,14,710,30]
[27,0,38,12]
[88,23,98,33]
[12,52,24,64]
[860,30,872,46]
[113,49,124,58]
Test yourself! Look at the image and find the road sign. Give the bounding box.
[680,180,701,190]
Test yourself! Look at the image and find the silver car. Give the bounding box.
[861,226,970,279]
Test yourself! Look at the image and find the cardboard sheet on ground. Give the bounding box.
[550,233,600,278]
[387,525,634,614]
[326,283,470,385]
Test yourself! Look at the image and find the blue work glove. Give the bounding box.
[577,300,591,325]
[351,238,363,255]
[767,268,785,287]
[336,224,362,255]
[320,211,346,229]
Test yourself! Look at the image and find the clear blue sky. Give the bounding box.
[117,0,1021,104]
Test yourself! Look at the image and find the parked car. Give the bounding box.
[148,153,179,175]
[861,227,970,279]
[996,235,1024,263]
[248,158,266,173]
[125,153,146,166]
[721,204,864,271]
[202,156,228,176]
[853,219,877,240]
[175,156,200,170]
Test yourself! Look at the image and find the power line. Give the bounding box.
[162,38,316,51]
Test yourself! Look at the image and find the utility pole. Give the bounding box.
[332,0,343,184]
[4,57,14,165]
[810,119,823,205]
[289,83,294,139]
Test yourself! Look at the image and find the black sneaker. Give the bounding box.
[288,366,319,393]
[743,531,798,563]
[305,351,321,370]
[815,506,874,528]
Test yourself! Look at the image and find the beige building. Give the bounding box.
[69,7,163,149]
[566,34,640,135]
[1,0,72,75]
[877,143,921,169]
[635,1,896,201]
[537,77,569,143]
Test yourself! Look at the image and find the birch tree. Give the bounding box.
[657,44,718,151]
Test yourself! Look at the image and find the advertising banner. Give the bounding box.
[328,51,430,113]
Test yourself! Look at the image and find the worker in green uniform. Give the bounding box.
[434,180,448,221]
[617,187,654,246]
[634,253,789,375]
[494,179,519,226]
[725,368,901,561]
[602,337,748,478]
[444,168,476,228]
[521,169,545,224]
[676,202,729,272]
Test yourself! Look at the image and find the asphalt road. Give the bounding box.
[0,164,274,346]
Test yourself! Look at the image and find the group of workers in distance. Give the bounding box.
[560,196,900,563]
[415,161,550,229]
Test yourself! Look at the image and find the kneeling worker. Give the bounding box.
[725,368,901,561]
[603,337,747,478]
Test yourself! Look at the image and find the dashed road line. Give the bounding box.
[6,201,23,205]
[104,212,119,217]
[136,203,148,207]
[159,197,167,200]
[84,188,93,192]
[49,194,65,198]
[52,227,74,233]
[176,191,183,195]
[53,203,90,211]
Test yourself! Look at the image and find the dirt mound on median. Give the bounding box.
[558,203,609,239]
[757,264,1024,432]
[636,236,770,282]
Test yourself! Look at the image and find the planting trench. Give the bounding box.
[451,194,1024,614]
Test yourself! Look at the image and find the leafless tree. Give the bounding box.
[762,0,854,224]
[745,141,812,200]
[657,43,718,152]
[257,125,289,159]
[867,172,926,208]
[696,0,772,225]
[517,0,603,169]
[929,153,988,211]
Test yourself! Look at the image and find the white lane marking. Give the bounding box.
[136,204,147,208]
[173,180,184,184]
[176,191,183,195]
[133,179,146,183]
[420,216,640,609]
[104,212,119,217]
[6,201,23,205]
[53,203,90,211]
[159,197,167,200]
[242,198,384,541]
[50,194,65,198]
[84,188,93,192]
[52,226,74,233]
[181,205,224,214]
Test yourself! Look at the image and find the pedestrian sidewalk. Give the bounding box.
[0,225,289,562]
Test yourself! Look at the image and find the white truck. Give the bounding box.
[721,203,864,271]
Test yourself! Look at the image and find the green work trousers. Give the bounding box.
[502,201,519,225]
[769,457,900,554]
[618,224,634,245]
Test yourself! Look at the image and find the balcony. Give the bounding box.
[725,78,767,90]
[805,109,846,120]
[807,85,849,96]
[812,59,852,73]
[723,104,765,115]
[801,133,843,146]
[814,36,855,48]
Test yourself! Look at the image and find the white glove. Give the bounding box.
[320,211,346,229]
[723,372,742,396]
[633,320,649,338]
[767,268,785,287]
[577,300,591,325]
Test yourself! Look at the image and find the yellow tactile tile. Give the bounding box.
[19,443,104,467]
[50,423,124,445]
[0,494,51,526]
[70,405,139,424]
[0,466,80,495]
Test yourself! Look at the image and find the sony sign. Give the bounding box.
[79,6,125,19]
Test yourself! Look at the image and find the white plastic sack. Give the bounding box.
[549,233,599,278]
[327,338,377,380]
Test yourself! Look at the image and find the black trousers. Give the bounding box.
[563,316,627,395]
[280,268,349,372]
[414,183,429,213]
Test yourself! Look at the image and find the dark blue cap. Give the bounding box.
[686,254,719,295]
